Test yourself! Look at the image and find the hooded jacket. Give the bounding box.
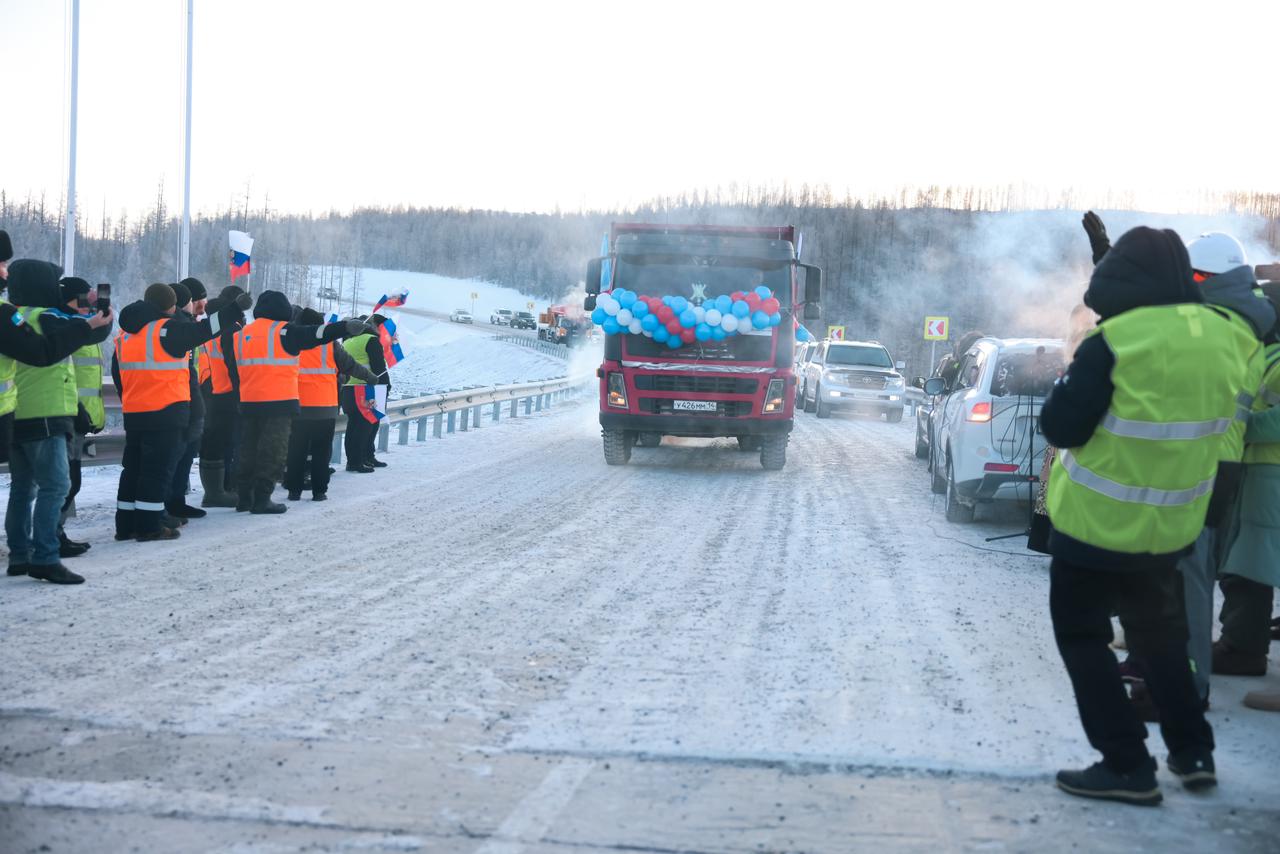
[110,297,245,431]
[1,263,103,370]
[1199,264,1276,340]
[7,260,113,443]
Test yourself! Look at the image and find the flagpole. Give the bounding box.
[62,0,81,276]
[178,0,194,280]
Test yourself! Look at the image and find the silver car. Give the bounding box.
[800,340,907,422]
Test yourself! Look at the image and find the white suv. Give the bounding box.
[924,337,1064,522]
[800,340,907,421]
[490,308,514,326]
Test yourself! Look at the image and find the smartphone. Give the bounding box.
[96,283,111,312]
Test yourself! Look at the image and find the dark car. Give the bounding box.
[511,311,536,330]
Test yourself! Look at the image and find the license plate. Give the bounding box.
[672,400,717,412]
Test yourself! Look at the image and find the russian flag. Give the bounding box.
[378,317,404,367]
[229,230,253,281]
[372,291,408,314]
[355,384,387,424]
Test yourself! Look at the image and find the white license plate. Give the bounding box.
[672,400,717,412]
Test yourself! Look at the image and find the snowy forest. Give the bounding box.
[3,186,1278,371]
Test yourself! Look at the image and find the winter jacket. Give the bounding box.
[233,290,350,418]
[6,260,112,443]
[110,298,244,431]
[167,308,206,426]
[299,343,379,420]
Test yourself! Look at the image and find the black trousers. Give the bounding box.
[285,418,336,495]
[1219,573,1276,655]
[116,428,184,535]
[201,392,241,488]
[235,414,293,492]
[1050,558,1213,773]
[340,386,377,468]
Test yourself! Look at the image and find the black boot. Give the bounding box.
[28,563,86,585]
[200,460,238,508]
[235,483,253,513]
[287,489,302,501]
[1167,748,1216,791]
[312,491,328,502]
[7,564,30,577]
[250,482,288,515]
[137,527,181,542]
[1056,757,1161,806]
[59,532,91,558]
[165,499,208,519]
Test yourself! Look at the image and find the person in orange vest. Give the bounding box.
[232,290,366,514]
[164,278,211,520]
[283,308,380,501]
[111,284,247,541]
[198,284,248,508]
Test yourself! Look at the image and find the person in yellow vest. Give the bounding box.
[198,284,248,508]
[4,260,113,584]
[340,314,390,472]
[232,290,365,514]
[111,284,246,541]
[1040,227,1250,804]
[283,308,380,501]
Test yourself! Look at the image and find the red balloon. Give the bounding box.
[762,297,780,314]
[731,291,745,301]
[648,297,662,313]
[680,328,696,343]
[745,293,762,310]
[657,305,674,322]
[666,319,683,335]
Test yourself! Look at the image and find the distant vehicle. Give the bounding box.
[450,309,473,324]
[490,308,514,326]
[317,287,340,300]
[794,341,817,403]
[538,304,590,346]
[914,354,954,459]
[924,337,1064,522]
[800,340,907,422]
[511,311,537,330]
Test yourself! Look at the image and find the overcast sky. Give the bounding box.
[3,0,1277,225]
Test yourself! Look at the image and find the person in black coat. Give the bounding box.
[162,281,209,521]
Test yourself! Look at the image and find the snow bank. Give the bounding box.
[357,269,543,321]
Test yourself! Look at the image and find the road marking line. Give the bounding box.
[476,759,594,854]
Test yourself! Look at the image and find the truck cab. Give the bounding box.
[586,223,821,470]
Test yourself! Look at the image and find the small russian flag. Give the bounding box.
[229,230,253,281]
[355,384,386,424]
[372,291,408,314]
[378,317,404,368]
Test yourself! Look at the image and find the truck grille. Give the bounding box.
[633,375,759,395]
[638,399,754,417]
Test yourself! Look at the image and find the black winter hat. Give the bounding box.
[179,276,206,301]
[6,259,64,308]
[1084,226,1201,321]
[298,307,325,326]
[253,289,293,322]
[59,276,91,304]
[144,283,177,313]
[0,230,13,263]
[171,281,192,310]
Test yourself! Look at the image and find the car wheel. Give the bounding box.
[815,385,831,419]
[931,448,948,494]
[945,457,975,523]
[803,383,816,413]
[886,408,904,424]
[915,424,929,459]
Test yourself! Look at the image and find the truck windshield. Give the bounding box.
[614,256,791,304]
[827,346,891,368]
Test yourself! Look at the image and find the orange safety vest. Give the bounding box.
[204,336,234,395]
[234,318,299,403]
[298,342,339,408]
[197,344,211,385]
[115,319,191,414]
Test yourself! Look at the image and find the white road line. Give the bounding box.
[475,759,594,854]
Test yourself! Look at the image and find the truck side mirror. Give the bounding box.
[802,263,822,303]
[584,295,597,312]
[586,259,602,296]
[803,302,821,321]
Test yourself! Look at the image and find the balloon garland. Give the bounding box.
[591,286,783,349]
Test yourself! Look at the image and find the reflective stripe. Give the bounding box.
[235,321,298,367]
[1058,450,1215,507]
[0,379,11,393]
[77,387,101,398]
[135,500,165,512]
[1100,412,1232,441]
[117,327,189,372]
[298,368,336,375]
[117,501,136,510]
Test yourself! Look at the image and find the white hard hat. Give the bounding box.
[1187,231,1248,275]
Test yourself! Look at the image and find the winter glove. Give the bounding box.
[1082,211,1111,265]
[343,319,368,338]
[73,403,94,436]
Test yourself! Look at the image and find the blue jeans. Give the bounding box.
[5,435,71,567]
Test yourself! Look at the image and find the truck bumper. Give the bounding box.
[599,412,792,438]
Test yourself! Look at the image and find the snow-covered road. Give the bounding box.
[3,399,1278,852]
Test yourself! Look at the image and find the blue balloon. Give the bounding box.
[715,294,733,313]
[602,317,622,335]
[640,313,659,332]
[653,326,669,343]
[671,296,689,314]
[662,295,673,306]
[796,324,812,341]
[666,335,683,349]
[769,312,782,327]
[695,322,712,341]
[679,309,697,328]
[754,286,772,300]
[732,300,751,319]
[618,290,637,309]
[591,307,607,325]
[631,300,649,318]
[710,325,727,341]
[752,310,770,329]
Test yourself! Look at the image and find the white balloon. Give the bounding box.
[601,297,620,316]
[705,308,722,326]
[616,308,633,325]
[643,328,654,337]
[721,314,739,333]
[628,319,643,335]
[693,306,706,324]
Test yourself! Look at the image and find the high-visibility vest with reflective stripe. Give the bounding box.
[197,343,211,385]
[115,319,191,414]
[298,342,339,408]
[1244,343,1280,466]
[342,333,374,386]
[13,308,79,420]
[72,342,105,430]
[1047,304,1251,555]
[204,335,234,395]
[234,318,299,403]
[1214,307,1265,464]
[0,298,17,416]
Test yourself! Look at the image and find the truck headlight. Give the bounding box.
[824,371,838,383]
[606,372,627,408]
[763,379,786,413]
[888,377,904,389]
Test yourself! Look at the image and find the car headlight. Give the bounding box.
[824,371,839,383]
[763,378,786,413]
[888,377,905,389]
[606,372,627,408]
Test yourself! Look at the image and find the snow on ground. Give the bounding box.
[2,399,1278,850]
[356,268,546,321]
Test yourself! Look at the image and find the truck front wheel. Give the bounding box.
[603,429,632,465]
[760,434,788,470]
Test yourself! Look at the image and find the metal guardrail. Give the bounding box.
[494,335,571,359]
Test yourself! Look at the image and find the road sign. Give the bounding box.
[470,291,479,300]
[924,316,950,341]
[827,325,845,340]
[527,302,535,309]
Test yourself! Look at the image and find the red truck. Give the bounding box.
[586,223,822,470]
